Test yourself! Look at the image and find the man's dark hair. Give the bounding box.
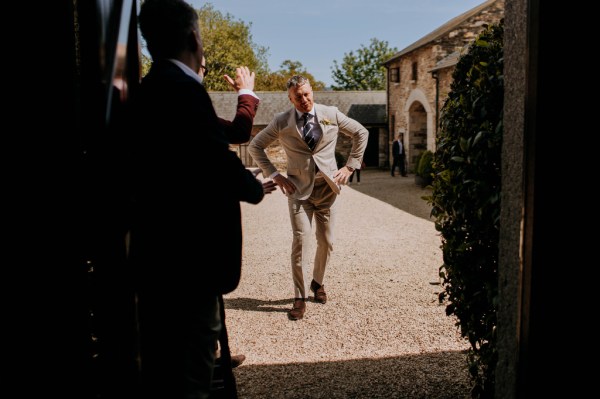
[139,0,199,60]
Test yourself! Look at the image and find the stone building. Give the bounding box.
[383,0,504,171]
[209,91,387,170]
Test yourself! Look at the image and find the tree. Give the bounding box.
[256,60,326,91]
[331,38,397,90]
[139,4,267,84]
[140,4,325,92]
[141,52,152,77]
[197,4,270,91]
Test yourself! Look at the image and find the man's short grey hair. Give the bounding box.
[286,75,310,90]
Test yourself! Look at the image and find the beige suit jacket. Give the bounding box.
[248,103,369,200]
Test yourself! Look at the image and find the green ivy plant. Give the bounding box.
[426,21,504,398]
[416,150,434,186]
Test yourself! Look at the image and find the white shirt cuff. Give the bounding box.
[238,89,259,100]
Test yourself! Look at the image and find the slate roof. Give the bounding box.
[347,104,387,125]
[429,50,462,72]
[209,91,386,126]
[383,0,498,64]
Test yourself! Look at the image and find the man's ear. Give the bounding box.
[188,30,199,52]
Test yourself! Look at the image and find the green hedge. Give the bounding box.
[426,21,504,398]
[417,150,433,178]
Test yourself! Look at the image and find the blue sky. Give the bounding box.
[188,0,487,86]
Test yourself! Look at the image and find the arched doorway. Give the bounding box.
[407,101,428,172]
[403,89,434,172]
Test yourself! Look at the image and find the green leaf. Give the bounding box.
[331,38,398,90]
[430,21,503,398]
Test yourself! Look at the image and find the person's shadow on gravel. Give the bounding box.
[224,297,300,313]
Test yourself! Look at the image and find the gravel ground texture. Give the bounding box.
[226,169,471,398]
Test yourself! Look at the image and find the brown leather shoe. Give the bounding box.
[288,298,306,320]
[310,280,327,304]
[231,354,246,368]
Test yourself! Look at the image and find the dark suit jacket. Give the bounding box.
[129,60,262,299]
[392,140,405,158]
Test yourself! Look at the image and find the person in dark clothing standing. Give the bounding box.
[391,133,407,177]
[131,1,275,397]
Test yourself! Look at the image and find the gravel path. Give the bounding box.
[226,169,470,398]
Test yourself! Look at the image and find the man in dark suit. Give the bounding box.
[391,133,407,177]
[132,1,275,397]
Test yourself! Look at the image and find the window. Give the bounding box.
[390,67,399,83]
[411,62,418,81]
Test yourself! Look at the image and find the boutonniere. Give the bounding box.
[320,118,336,126]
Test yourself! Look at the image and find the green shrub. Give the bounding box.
[417,150,433,178]
[415,150,434,187]
[413,152,423,175]
[426,21,504,398]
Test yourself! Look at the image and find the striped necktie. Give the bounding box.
[302,113,316,150]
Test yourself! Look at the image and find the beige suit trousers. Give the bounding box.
[288,175,338,299]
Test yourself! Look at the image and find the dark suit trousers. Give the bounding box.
[391,156,406,176]
[138,294,221,399]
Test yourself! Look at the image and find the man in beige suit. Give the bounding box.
[248,75,368,320]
